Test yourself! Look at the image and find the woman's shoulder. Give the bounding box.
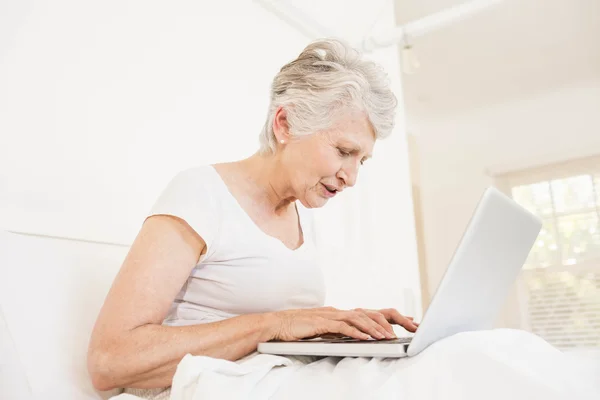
[152,164,224,210]
[150,164,224,251]
[169,164,219,185]
[164,164,226,195]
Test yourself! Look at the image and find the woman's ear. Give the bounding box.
[273,106,290,143]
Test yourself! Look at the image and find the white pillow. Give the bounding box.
[0,230,129,399]
[0,305,32,399]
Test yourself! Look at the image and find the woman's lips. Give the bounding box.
[321,182,338,198]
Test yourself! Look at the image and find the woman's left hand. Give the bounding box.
[354,308,419,334]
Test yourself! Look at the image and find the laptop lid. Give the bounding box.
[407,187,542,356]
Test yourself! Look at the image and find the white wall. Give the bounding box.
[0,0,307,244]
[0,1,420,316]
[415,80,600,319]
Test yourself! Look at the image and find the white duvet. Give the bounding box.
[114,329,599,400]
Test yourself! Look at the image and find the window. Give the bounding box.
[498,156,600,350]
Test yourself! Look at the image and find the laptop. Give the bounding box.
[257,186,542,358]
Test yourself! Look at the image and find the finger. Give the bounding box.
[355,308,396,339]
[406,316,420,327]
[363,310,396,337]
[405,316,420,327]
[381,309,418,333]
[341,311,389,340]
[335,311,383,339]
[327,320,370,340]
[358,312,394,339]
[404,316,420,329]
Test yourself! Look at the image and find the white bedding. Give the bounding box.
[114,329,599,400]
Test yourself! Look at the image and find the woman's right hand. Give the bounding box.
[266,307,415,342]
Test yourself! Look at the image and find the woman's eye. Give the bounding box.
[338,148,350,157]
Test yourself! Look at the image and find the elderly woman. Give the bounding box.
[87,38,418,396]
[87,39,595,400]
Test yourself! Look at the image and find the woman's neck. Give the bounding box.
[235,152,296,215]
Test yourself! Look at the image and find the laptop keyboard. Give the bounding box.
[298,336,413,344]
[377,337,413,344]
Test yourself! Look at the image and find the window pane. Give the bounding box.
[556,213,600,264]
[512,182,553,216]
[525,270,600,350]
[551,175,595,213]
[524,219,560,269]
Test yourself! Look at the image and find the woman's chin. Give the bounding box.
[301,195,329,209]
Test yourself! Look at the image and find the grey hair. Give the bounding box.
[259,38,398,154]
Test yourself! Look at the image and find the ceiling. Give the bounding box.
[394,0,600,121]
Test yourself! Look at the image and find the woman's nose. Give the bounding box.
[337,163,359,188]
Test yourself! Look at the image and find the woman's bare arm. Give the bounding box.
[87,215,275,391]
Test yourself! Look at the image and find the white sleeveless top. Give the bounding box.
[148,165,326,326]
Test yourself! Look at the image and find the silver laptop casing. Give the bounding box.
[258,187,542,358]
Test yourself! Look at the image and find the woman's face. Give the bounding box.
[285,110,376,209]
